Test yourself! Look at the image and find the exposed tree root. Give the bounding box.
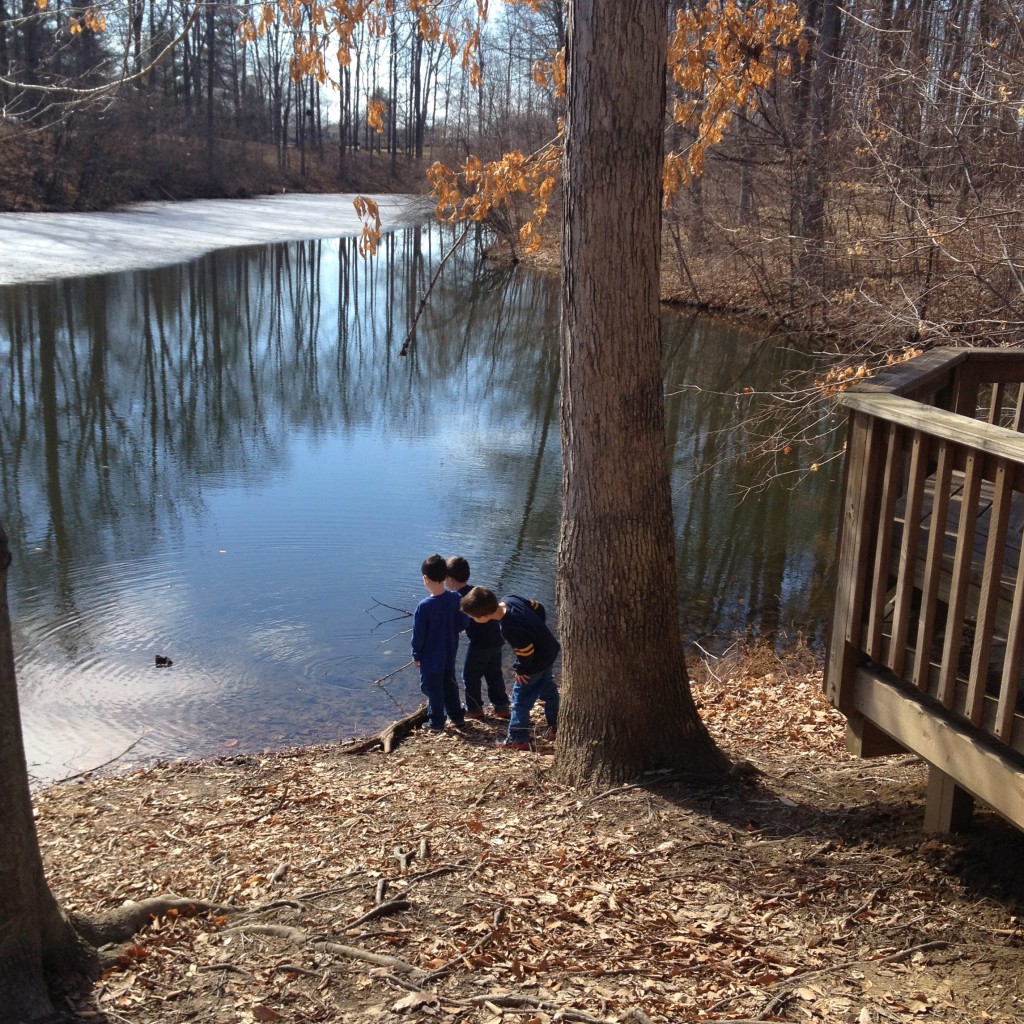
[78,895,226,949]
[338,705,428,754]
[224,922,424,975]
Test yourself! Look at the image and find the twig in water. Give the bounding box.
[372,660,415,687]
[55,733,150,785]
[365,598,413,633]
[376,682,405,713]
[371,661,415,713]
[367,598,413,617]
[376,626,413,646]
[399,223,471,356]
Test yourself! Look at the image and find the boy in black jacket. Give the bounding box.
[460,586,560,750]
[445,556,511,720]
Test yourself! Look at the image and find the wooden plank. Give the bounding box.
[888,431,928,677]
[912,441,954,692]
[966,460,1012,725]
[952,353,1024,390]
[851,667,1024,831]
[895,633,1024,754]
[900,475,1021,641]
[849,349,965,400]
[937,452,983,709]
[988,382,1006,427]
[995,543,1024,743]
[866,423,905,661]
[951,370,980,419]
[864,349,1024,407]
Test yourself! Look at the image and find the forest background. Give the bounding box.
[3,0,1024,358]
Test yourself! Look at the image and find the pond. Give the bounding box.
[0,221,844,784]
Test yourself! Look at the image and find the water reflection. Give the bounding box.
[662,322,840,647]
[0,226,840,783]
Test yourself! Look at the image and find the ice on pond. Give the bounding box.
[0,193,430,286]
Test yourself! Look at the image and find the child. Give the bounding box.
[445,556,511,720]
[459,586,560,750]
[412,554,465,731]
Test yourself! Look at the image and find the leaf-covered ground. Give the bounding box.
[36,650,1024,1024]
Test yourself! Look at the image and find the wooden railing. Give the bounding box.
[825,348,1024,832]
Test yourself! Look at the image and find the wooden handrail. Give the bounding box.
[848,348,1024,405]
[849,349,967,400]
[840,391,1024,464]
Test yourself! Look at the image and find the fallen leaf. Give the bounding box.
[392,992,438,1013]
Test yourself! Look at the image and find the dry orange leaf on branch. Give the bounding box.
[665,0,803,193]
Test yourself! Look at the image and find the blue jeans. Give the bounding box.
[463,646,509,713]
[507,666,559,742]
[420,668,464,729]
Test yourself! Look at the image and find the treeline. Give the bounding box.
[0,1,563,210]
[1,0,1022,353]
[667,0,1024,352]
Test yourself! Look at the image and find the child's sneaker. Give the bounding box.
[495,738,531,751]
[490,706,511,720]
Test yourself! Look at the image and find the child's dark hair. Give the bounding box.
[460,586,499,617]
[446,555,470,584]
[421,554,448,583]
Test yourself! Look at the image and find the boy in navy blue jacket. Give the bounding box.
[412,554,465,731]
[460,586,559,750]
[445,556,511,720]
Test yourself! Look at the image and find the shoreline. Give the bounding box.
[28,642,827,793]
[2,195,818,351]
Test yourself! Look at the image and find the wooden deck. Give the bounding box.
[824,348,1024,832]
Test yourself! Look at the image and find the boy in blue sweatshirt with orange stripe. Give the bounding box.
[412,554,466,732]
[459,586,560,750]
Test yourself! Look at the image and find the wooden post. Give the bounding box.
[824,411,882,714]
[844,717,906,758]
[924,765,975,833]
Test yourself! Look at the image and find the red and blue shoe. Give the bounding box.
[495,738,531,751]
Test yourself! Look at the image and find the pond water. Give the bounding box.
[0,224,844,784]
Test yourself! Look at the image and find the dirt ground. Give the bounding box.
[36,649,1024,1024]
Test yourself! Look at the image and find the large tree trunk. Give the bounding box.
[0,524,98,1021]
[555,0,727,787]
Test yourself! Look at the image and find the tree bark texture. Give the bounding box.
[0,523,97,1021]
[556,0,727,787]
